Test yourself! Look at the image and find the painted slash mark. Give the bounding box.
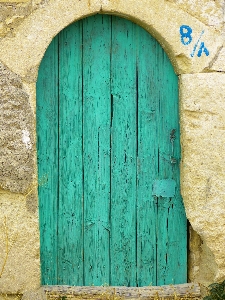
[180,25,209,57]
[22,129,32,149]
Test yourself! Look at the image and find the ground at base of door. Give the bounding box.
[19,283,202,300]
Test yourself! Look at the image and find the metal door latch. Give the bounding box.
[152,179,176,197]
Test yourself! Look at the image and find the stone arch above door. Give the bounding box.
[0,0,222,80]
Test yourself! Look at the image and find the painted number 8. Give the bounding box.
[180,25,192,45]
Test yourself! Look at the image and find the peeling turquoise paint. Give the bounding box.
[37,15,187,287]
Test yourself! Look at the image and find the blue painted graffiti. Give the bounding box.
[197,42,209,57]
[180,25,209,57]
[180,25,192,45]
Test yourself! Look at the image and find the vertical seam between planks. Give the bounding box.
[57,34,60,284]
[156,197,158,285]
[156,84,160,284]
[81,19,85,286]
[109,15,113,286]
[135,34,138,287]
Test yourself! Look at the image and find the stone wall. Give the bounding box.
[0,0,225,297]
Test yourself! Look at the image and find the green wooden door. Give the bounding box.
[37,15,187,287]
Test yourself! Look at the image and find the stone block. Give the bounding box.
[180,73,225,282]
[0,191,40,294]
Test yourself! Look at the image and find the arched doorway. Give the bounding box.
[37,14,187,286]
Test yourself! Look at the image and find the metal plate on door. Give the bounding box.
[152,179,176,197]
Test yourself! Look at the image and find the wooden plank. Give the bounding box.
[110,16,137,286]
[43,283,201,299]
[136,26,159,286]
[36,36,59,285]
[82,15,111,286]
[57,21,83,285]
[156,46,187,284]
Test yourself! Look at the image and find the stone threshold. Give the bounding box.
[22,283,201,300]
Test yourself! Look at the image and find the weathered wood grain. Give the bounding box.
[37,36,59,285]
[58,21,83,285]
[83,14,111,286]
[136,23,158,286]
[43,283,201,299]
[110,16,137,287]
[156,39,187,285]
